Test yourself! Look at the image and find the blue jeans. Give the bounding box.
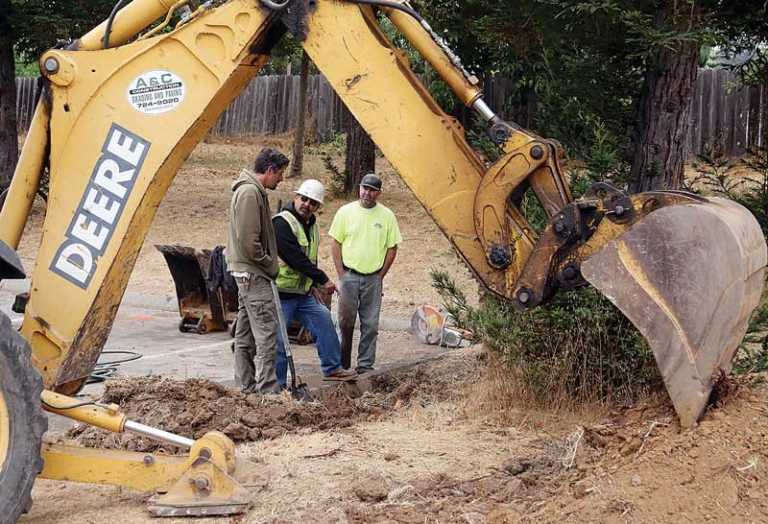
[276,293,343,388]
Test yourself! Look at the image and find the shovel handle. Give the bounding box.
[270,280,298,389]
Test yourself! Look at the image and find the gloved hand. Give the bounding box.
[310,286,332,309]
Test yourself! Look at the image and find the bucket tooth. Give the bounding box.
[582,197,767,427]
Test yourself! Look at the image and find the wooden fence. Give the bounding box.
[15,76,40,134]
[688,69,766,157]
[15,69,768,157]
[211,74,349,139]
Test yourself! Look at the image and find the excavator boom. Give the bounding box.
[0,0,765,519]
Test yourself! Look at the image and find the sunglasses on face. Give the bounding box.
[299,195,320,207]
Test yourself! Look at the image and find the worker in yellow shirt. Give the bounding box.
[329,174,402,373]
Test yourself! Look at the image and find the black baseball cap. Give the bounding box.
[360,173,382,191]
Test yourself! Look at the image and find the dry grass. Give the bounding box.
[462,350,610,432]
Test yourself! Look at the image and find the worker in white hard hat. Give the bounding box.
[272,179,357,386]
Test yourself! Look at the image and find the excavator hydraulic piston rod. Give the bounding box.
[42,390,195,448]
[381,3,482,107]
[76,0,178,50]
[124,420,195,449]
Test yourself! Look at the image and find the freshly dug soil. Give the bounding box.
[66,357,471,453]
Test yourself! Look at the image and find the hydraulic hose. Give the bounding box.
[343,0,424,22]
[103,0,130,48]
[87,350,143,384]
[344,0,496,122]
[259,0,291,10]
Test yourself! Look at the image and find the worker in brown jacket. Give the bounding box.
[225,148,289,394]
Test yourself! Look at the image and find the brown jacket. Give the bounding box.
[225,169,279,279]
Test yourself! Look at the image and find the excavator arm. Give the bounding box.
[0,0,765,518]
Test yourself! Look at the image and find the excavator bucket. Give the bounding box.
[581,197,767,428]
[156,244,318,344]
[156,245,237,334]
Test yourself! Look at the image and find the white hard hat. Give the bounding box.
[295,179,325,204]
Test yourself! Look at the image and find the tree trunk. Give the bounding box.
[511,82,537,129]
[0,5,18,192]
[344,115,375,195]
[289,51,310,179]
[630,39,700,191]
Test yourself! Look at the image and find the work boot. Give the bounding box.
[323,368,358,381]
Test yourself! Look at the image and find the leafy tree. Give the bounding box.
[0,0,17,190]
[0,0,114,190]
[412,0,768,190]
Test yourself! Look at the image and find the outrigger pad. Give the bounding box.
[582,197,767,428]
[147,431,256,517]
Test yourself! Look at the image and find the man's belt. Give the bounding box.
[344,265,380,276]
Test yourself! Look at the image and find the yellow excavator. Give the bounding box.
[0,0,765,519]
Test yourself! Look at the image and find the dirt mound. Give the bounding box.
[66,353,477,453]
[346,447,575,523]
[341,373,768,523]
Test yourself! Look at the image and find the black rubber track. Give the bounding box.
[0,312,47,524]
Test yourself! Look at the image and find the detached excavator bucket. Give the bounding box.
[156,245,238,334]
[156,244,318,344]
[581,197,767,428]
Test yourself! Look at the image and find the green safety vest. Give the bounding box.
[275,210,319,295]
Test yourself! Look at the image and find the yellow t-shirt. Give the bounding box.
[329,201,402,274]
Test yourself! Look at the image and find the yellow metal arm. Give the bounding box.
[41,436,251,516]
[302,1,576,296]
[0,99,49,250]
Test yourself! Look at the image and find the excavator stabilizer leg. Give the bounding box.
[581,197,767,428]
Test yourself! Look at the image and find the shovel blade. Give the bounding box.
[582,197,766,427]
[290,382,314,402]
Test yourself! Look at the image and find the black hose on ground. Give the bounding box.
[87,350,143,384]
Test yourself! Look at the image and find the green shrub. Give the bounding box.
[431,271,659,407]
[320,151,347,198]
[734,299,768,374]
